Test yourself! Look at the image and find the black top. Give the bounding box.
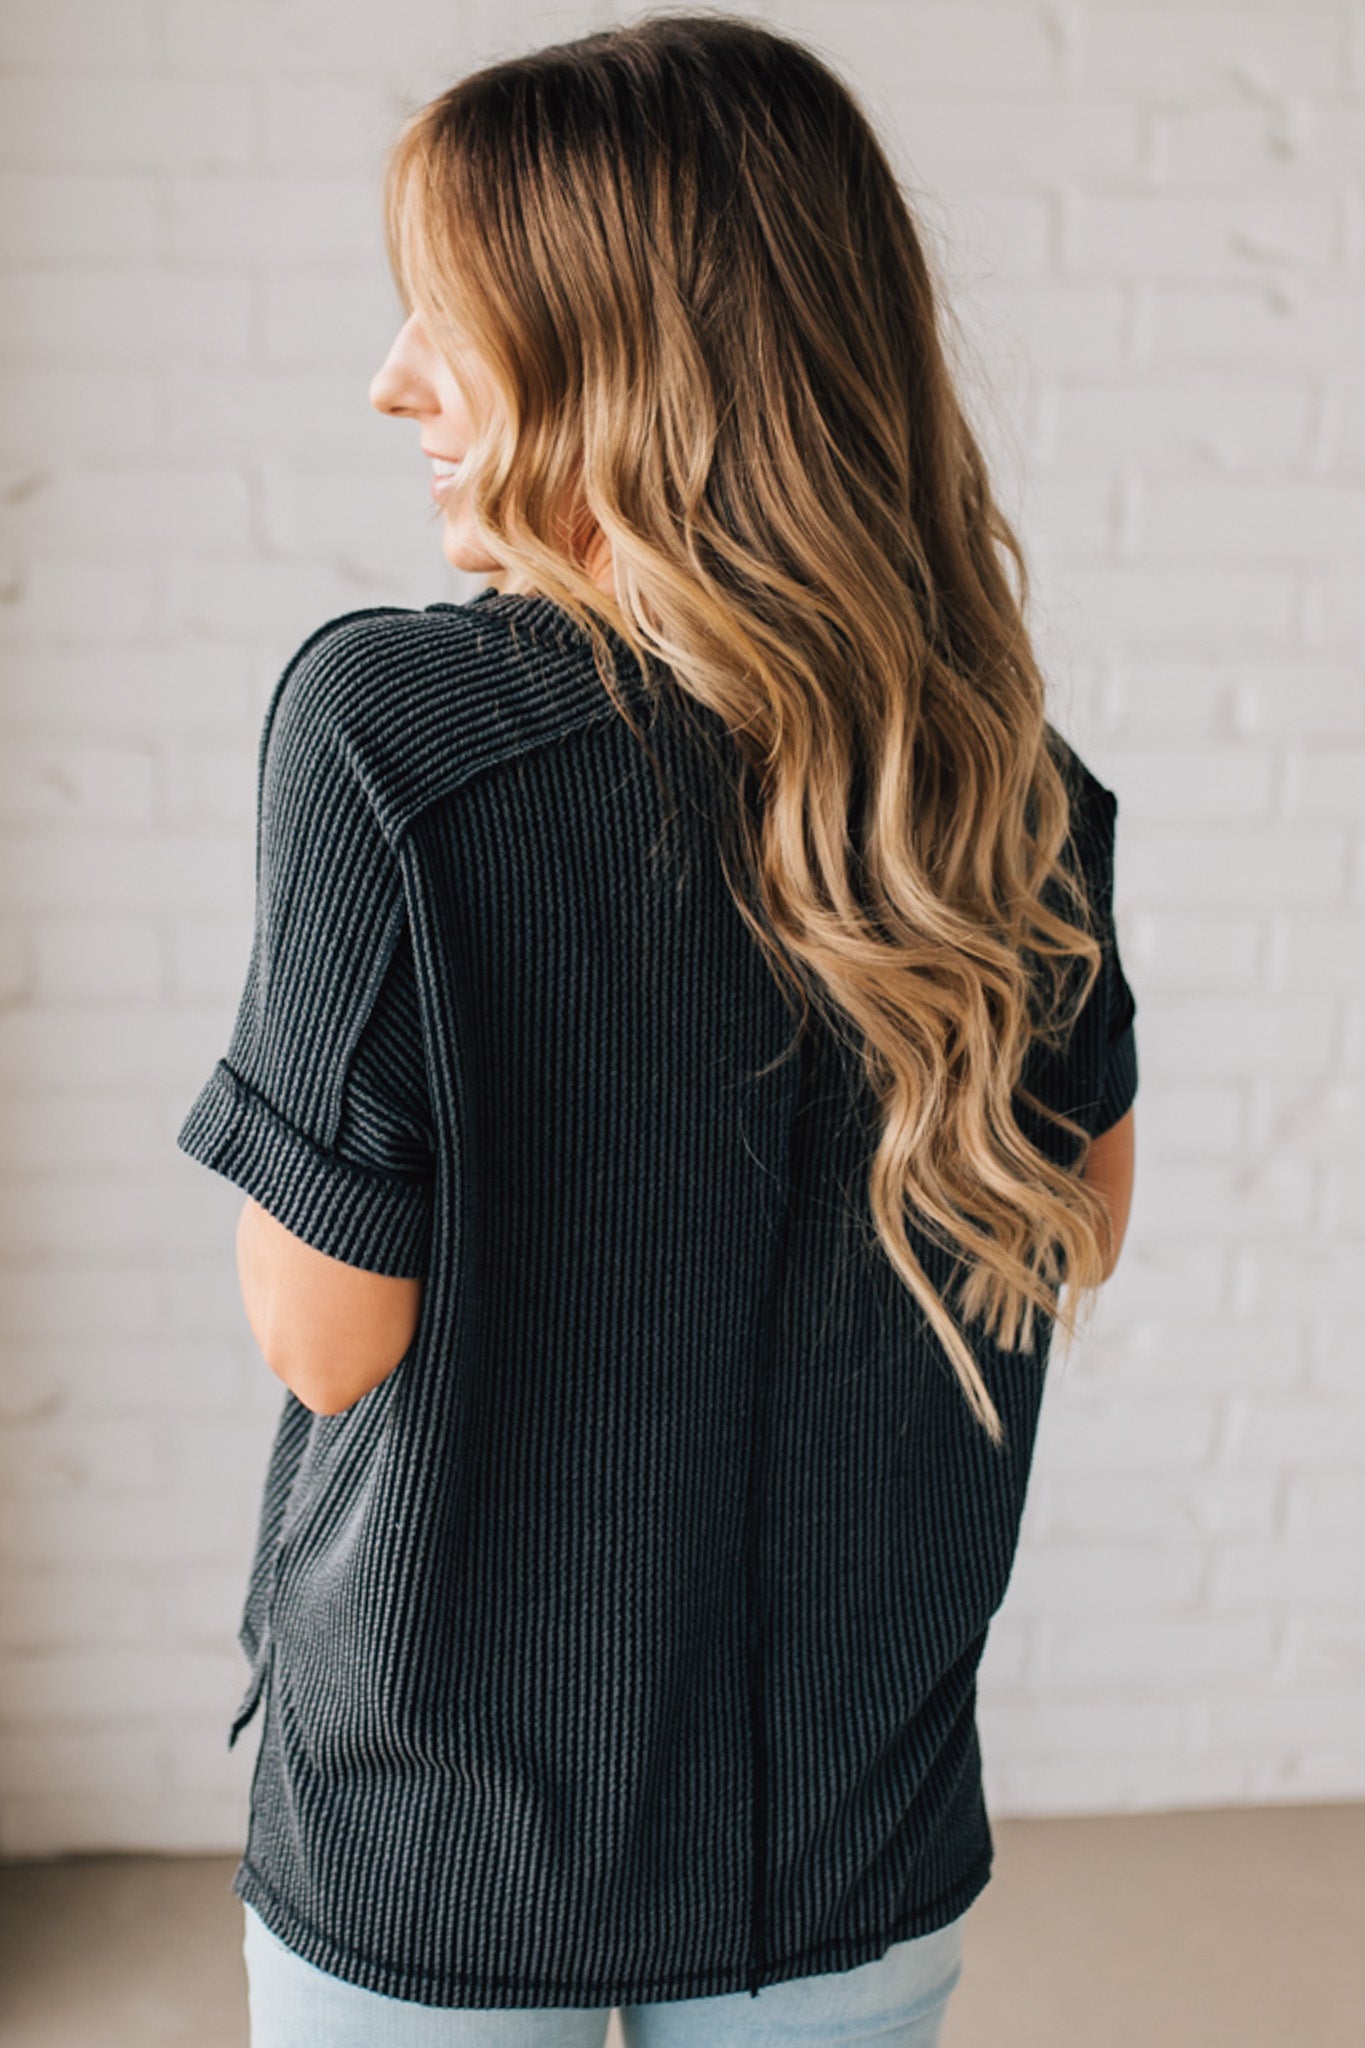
[176,588,1139,2009]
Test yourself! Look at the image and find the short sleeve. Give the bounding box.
[176,620,435,1278]
[1015,744,1140,1161]
[1093,887,1138,1137]
[1084,781,1139,1140]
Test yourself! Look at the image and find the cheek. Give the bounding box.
[434,365,479,441]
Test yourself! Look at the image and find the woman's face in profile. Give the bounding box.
[369,311,501,578]
[369,310,614,597]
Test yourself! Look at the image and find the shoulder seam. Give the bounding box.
[389,697,627,858]
[264,602,645,860]
[351,600,646,857]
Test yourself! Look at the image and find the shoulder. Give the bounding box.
[264,598,622,849]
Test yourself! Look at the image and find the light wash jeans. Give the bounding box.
[242,1900,968,2047]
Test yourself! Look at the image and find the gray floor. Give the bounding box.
[1,1804,1361,2045]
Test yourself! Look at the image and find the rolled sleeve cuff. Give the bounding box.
[176,1060,432,1278]
[1093,1020,1138,1139]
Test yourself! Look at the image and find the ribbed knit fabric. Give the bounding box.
[175,588,1139,2010]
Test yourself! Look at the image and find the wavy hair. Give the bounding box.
[381,9,1121,1446]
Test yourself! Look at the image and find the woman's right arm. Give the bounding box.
[1080,1106,1135,1281]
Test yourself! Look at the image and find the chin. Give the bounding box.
[442,529,500,576]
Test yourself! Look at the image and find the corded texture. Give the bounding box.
[176,588,1138,2009]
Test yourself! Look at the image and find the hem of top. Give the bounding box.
[176,1058,432,1279]
[230,1848,992,2010]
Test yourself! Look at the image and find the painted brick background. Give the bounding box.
[0,0,1362,1858]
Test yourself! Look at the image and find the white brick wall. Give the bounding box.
[0,0,1361,1858]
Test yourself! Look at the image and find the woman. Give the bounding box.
[177,13,1138,2045]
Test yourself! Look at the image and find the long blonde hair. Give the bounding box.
[382,9,1121,1447]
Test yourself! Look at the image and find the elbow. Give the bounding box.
[267,1332,418,1417]
[269,1351,347,1416]
[255,1335,335,1415]
[294,1381,358,1419]
[1098,1218,1129,1285]
[1096,1197,1132,1284]
[261,1335,374,1417]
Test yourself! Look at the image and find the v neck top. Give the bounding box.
[175,588,1139,2009]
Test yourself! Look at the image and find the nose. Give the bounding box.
[369,315,429,419]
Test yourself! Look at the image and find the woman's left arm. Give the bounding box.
[237,1197,422,1416]
[176,620,437,1406]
